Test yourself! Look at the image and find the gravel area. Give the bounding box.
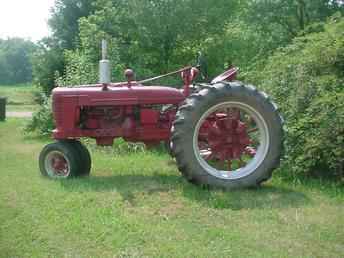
[6,111,33,118]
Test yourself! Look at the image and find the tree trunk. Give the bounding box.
[296,0,307,30]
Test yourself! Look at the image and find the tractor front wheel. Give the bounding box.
[171,82,283,189]
[70,140,91,176]
[39,141,81,179]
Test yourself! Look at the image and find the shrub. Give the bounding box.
[31,39,65,95]
[288,92,344,178]
[55,49,98,87]
[248,15,344,179]
[24,96,54,136]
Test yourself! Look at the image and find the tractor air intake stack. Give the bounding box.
[99,40,111,89]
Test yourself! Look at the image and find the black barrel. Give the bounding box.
[0,97,6,121]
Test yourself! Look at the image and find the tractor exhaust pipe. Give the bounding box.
[99,39,111,85]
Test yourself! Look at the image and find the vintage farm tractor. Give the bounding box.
[39,41,283,189]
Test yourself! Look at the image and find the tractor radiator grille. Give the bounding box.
[53,98,64,127]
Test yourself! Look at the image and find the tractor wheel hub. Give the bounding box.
[207,115,251,160]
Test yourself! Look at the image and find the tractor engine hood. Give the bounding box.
[52,84,185,106]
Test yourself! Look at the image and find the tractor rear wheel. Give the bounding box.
[39,141,80,179]
[171,82,283,189]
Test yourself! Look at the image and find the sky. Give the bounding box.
[0,0,56,42]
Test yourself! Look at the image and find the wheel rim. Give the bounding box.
[193,101,270,180]
[44,151,71,178]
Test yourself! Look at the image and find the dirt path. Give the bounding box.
[6,111,33,118]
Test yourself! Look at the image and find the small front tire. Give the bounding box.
[39,141,80,179]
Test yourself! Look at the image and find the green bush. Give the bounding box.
[55,49,98,87]
[24,96,54,136]
[248,15,344,179]
[31,39,65,95]
[287,92,344,178]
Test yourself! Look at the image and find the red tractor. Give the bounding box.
[39,41,283,189]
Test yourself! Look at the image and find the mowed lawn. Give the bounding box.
[0,84,38,112]
[0,119,343,258]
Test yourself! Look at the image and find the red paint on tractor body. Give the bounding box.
[52,67,238,147]
[211,67,238,84]
[52,84,185,145]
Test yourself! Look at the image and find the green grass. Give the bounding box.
[0,84,38,112]
[0,119,343,257]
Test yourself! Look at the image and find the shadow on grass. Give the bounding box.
[182,184,310,210]
[60,172,310,210]
[277,170,344,199]
[60,173,181,206]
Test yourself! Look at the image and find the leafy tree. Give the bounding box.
[33,0,344,93]
[49,0,96,49]
[32,0,97,94]
[31,38,65,95]
[126,0,239,73]
[56,0,241,85]
[243,0,344,41]
[0,38,36,85]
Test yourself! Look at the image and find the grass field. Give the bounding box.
[0,84,38,112]
[0,118,343,257]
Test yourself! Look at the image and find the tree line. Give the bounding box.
[0,38,36,85]
[1,1,342,87]
[32,0,343,91]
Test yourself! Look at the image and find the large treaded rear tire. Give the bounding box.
[171,82,284,189]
